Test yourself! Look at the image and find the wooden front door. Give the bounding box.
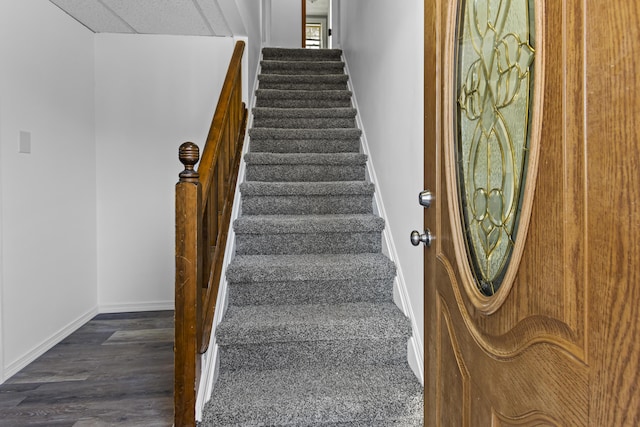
[424,0,640,425]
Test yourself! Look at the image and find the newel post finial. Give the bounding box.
[178,142,200,182]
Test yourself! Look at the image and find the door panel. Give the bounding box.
[426,0,640,424]
[436,298,469,426]
[425,0,595,424]
[586,2,640,424]
[472,0,587,355]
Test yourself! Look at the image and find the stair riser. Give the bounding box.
[219,338,409,371]
[258,82,348,91]
[235,232,381,255]
[261,66,345,75]
[262,54,343,62]
[253,117,356,129]
[249,128,361,141]
[228,279,393,306]
[246,164,366,182]
[242,195,373,215]
[261,57,343,62]
[262,58,343,63]
[249,139,361,153]
[255,98,353,108]
[261,69,346,76]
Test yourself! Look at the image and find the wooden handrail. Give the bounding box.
[174,40,247,427]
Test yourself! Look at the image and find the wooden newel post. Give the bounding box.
[175,142,202,427]
[179,142,200,182]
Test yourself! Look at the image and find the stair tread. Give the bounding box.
[254,118,356,130]
[244,152,366,165]
[249,139,361,154]
[240,181,374,196]
[262,47,343,60]
[217,302,411,345]
[249,127,361,140]
[240,181,374,215]
[202,364,423,425]
[253,107,357,118]
[234,214,385,234]
[257,74,349,91]
[255,89,352,99]
[227,253,396,282]
[259,73,348,82]
[261,60,345,67]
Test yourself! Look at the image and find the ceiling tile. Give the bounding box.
[50,0,134,33]
[195,0,233,37]
[101,0,213,35]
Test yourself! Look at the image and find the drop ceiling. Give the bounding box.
[49,0,241,36]
[50,0,333,38]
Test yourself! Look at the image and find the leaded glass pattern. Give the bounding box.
[455,0,535,296]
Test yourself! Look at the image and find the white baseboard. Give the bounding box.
[343,56,425,385]
[1,305,99,384]
[98,301,174,313]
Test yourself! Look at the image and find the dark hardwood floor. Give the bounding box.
[0,311,174,426]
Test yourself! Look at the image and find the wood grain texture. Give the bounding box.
[174,40,247,426]
[198,41,245,199]
[0,311,173,426]
[424,0,594,424]
[302,0,306,48]
[436,297,469,427]
[441,0,546,316]
[426,0,640,424]
[438,0,586,344]
[491,410,559,427]
[464,0,588,354]
[200,103,247,354]
[423,0,442,424]
[586,0,640,424]
[174,176,201,427]
[434,260,588,425]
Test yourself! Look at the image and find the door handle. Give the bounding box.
[411,229,434,247]
[419,190,433,208]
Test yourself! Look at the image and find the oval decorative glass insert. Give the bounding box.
[454,0,536,296]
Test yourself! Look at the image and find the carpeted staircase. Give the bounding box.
[200,47,424,426]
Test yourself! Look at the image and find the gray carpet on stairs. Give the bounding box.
[201,47,423,426]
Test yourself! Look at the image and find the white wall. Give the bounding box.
[339,0,425,379]
[0,0,98,381]
[95,34,235,312]
[331,0,340,48]
[217,0,261,94]
[270,0,302,48]
[0,88,4,383]
[234,0,263,93]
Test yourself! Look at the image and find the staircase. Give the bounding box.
[200,47,424,426]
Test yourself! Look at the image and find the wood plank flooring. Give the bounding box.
[0,311,174,426]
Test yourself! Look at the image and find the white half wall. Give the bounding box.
[95,34,236,312]
[269,0,302,48]
[339,0,425,377]
[0,0,97,381]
